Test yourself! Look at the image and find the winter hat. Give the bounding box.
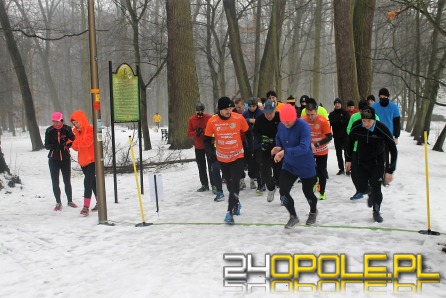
[217,96,235,110]
[361,107,375,120]
[279,104,297,122]
[347,100,355,107]
[195,102,205,111]
[333,98,342,105]
[300,95,309,104]
[286,95,296,103]
[263,100,276,113]
[51,112,63,121]
[378,88,390,97]
[358,99,368,110]
[266,90,277,98]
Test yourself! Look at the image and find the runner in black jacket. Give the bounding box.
[345,107,397,223]
[44,112,76,211]
[253,100,281,202]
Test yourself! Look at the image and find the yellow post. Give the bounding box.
[419,130,439,235]
[129,136,146,224]
[423,131,431,230]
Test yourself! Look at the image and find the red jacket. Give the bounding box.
[187,113,212,149]
[70,110,95,167]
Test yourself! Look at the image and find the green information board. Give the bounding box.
[112,64,139,122]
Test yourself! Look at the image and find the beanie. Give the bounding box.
[51,112,63,121]
[195,102,205,111]
[358,99,368,110]
[280,104,297,122]
[217,96,234,110]
[300,95,309,104]
[347,100,355,107]
[333,98,342,105]
[378,88,390,97]
[361,107,376,120]
[286,95,296,103]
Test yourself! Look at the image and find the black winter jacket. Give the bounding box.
[346,120,397,174]
[44,124,76,161]
[328,108,350,139]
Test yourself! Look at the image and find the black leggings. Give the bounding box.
[81,162,97,199]
[355,156,385,212]
[220,158,244,212]
[315,154,328,195]
[48,158,72,203]
[279,169,318,216]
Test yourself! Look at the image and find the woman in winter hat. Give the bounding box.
[44,112,77,211]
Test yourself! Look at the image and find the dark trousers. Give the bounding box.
[195,149,214,187]
[211,160,223,193]
[260,151,281,191]
[350,152,364,193]
[246,149,263,187]
[315,154,328,195]
[81,162,97,199]
[355,155,385,211]
[220,158,244,212]
[48,158,72,203]
[334,137,347,171]
[279,170,318,215]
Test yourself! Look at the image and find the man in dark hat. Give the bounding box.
[297,95,308,118]
[204,96,249,224]
[267,90,285,112]
[253,99,281,202]
[371,88,401,145]
[328,98,350,175]
[187,102,215,194]
[346,106,398,223]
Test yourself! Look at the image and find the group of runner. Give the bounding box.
[188,88,399,227]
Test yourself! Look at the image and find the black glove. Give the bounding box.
[196,127,204,137]
[261,135,274,151]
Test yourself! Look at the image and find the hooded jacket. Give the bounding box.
[70,110,95,167]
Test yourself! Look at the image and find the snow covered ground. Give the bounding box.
[1,124,445,298]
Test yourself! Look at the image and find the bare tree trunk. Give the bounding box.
[0,135,11,175]
[222,0,252,99]
[0,0,43,151]
[312,0,322,100]
[433,124,446,152]
[253,0,262,97]
[258,0,286,98]
[353,0,375,99]
[412,0,446,144]
[12,0,62,113]
[81,0,91,118]
[205,1,222,102]
[166,0,198,149]
[333,0,359,103]
[124,0,152,150]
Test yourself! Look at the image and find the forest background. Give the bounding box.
[0,0,445,158]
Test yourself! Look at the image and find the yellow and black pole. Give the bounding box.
[418,130,439,235]
[129,136,152,227]
[87,0,113,226]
